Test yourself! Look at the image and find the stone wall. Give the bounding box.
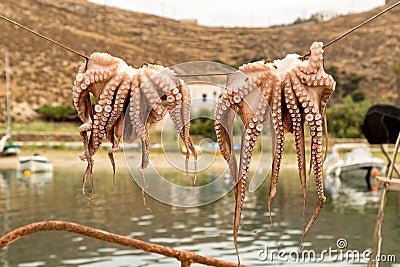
[12,132,80,142]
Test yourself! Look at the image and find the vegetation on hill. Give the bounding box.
[37,104,77,121]
[327,97,371,138]
[0,0,398,138]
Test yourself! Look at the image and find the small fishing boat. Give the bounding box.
[0,134,20,156]
[1,51,20,157]
[17,168,53,187]
[324,143,386,194]
[17,154,53,173]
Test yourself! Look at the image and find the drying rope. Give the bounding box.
[175,72,236,77]
[0,14,89,60]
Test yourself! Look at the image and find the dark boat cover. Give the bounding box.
[361,104,400,144]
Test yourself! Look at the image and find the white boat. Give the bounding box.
[0,134,20,156]
[17,154,53,172]
[1,51,20,157]
[17,168,53,187]
[324,143,386,194]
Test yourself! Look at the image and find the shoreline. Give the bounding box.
[0,149,125,171]
[0,149,228,170]
[0,143,391,174]
[0,148,297,173]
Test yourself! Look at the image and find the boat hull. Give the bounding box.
[324,143,386,194]
[17,156,53,172]
[1,145,20,156]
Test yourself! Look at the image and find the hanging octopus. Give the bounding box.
[72,52,197,195]
[214,42,335,263]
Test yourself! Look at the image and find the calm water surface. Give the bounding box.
[0,157,399,266]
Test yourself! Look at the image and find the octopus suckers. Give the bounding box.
[305,113,314,122]
[94,104,103,113]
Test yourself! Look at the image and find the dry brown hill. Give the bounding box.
[0,0,399,121]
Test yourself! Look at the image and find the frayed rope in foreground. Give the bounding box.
[0,221,251,267]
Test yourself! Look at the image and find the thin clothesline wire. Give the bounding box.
[322,0,400,51]
[180,0,400,77]
[0,0,399,77]
[179,0,399,77]
[0,14,89,60]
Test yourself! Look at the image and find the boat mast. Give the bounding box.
[5,51,12,138]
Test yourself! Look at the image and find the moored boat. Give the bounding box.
[324,143,386,194]
[17,154,53,172]
[1,51,21,157]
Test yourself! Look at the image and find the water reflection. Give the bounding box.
[0,166,398,266]
[16,170,53,189]
[330,186,381,212]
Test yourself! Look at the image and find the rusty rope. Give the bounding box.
[0,221,251,267]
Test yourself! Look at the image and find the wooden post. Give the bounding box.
[368,133,400,266]
[380,144,400,177]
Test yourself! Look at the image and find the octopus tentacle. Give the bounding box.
[104,75,132,179]
[127,67,170,206]
[284,75,307,220]
[149,66,197,182]
[73,65,93,134]
[301,111,325,244]
[106,71,134,133]
[214,94,236,164]
[81,131,94,196]
[88,73,125,158]
[267,82,285,228]
[214,95,238,186]
[129,82,150,170]
[127,84,151,206]
[292,42,335,242]
[107,113,126,185]
[73,53,197,200]
[98,70,134,179]
[233,115,262,264]
[137,65,191,172]
[215,69,268,263]
[177,82,198,184]
[148,100,168,125]
[234,63,285,226]
[73,59,117,126]
[215,42,336,263]
[73,65,93,165]
[136,65,172,171]
[123,74,141,143]
[73,53,126,195]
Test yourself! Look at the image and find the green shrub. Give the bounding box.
[190,117,216,141]
[326,96,371,138]
[37,104,77,121]
[213,59,238,70]
[342,74,365,95]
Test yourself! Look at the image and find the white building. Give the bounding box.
[188,82,224,114]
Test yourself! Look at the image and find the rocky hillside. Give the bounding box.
[0,0,399,121]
